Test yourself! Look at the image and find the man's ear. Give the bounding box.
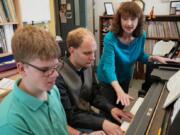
[68,47,75,55]
[16,62,26,76]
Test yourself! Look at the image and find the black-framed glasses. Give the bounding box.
[21,58,64,76]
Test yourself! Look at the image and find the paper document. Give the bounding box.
[152,40,176,56]
[163,70,180,108]
[0,78,15,90]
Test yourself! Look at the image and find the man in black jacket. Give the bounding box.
[56,28,132,135]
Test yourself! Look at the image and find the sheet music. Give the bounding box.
[167,70,180,92]
[171,97,180,123]
[121,97,144,132]
[0,78,14,90]
[152,40,176,56]
[163,70,180,108]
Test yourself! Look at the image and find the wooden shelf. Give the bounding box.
[0,68,18,79]
[0,22,19,25]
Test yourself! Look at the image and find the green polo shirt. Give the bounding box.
[0,79,69,135]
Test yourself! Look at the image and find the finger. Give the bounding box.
[124,97,129,106]
[126,112,134,118]
[121,115,131,122]
[116,98,120,104]
[129,96,135,101]
[120,98,125,106]
[117,127,124,134]
[121,112,132,122]
[124,97,130,107]
[113,114,122,123]
[124,113,133,120]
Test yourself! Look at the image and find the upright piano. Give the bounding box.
[124,41,180,135]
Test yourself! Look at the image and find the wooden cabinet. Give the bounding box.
[99,15,180,79]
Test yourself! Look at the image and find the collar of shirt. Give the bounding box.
[13,79,50,111]
[66,57,86,74]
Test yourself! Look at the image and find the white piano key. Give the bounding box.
[121,97,144,132]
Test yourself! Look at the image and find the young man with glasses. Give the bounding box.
[56,28,133,135]
[0,26,68,135]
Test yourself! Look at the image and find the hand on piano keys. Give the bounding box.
[121,97,144,132]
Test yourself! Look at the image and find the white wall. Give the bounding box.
[144,0,171,15]
[86,0,173,63]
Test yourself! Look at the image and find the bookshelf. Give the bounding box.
[0,0,22,77]
[99,15,113,55]
[135,15,180,79]
[99,15,180,79]
[0,0,22,53]
[144,15,180,54]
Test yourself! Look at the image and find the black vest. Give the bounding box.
[59,62,93,111]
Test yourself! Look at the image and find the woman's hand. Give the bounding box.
[116,91,134,107]
[149,56,176,64]
[111,81,134,107]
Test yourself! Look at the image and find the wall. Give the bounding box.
[86,0,173,64]
[49,0,56,36]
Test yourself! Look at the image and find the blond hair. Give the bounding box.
[66,27,94,49]
[12,26,60,62]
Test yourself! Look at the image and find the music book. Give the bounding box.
[163,70,180,108]
[152,40,176,56]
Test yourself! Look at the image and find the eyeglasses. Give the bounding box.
[21,58,64,76]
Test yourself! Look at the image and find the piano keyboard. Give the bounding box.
[121,97,144,132]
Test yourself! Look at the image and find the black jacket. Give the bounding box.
[56,59,114,130]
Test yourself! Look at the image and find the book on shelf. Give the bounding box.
[3,24,14,53]
[0,0,7,23]
[0,53,16,72]
[0,60,16,72]
[7,0,16,22]
[146,21,180,39]
[0,27,7,52]
[2,0,12,22]
[0,25,14,53]
[0,53,14,63]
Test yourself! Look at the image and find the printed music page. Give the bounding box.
[163,70,180,108]
[152,40,176,56]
